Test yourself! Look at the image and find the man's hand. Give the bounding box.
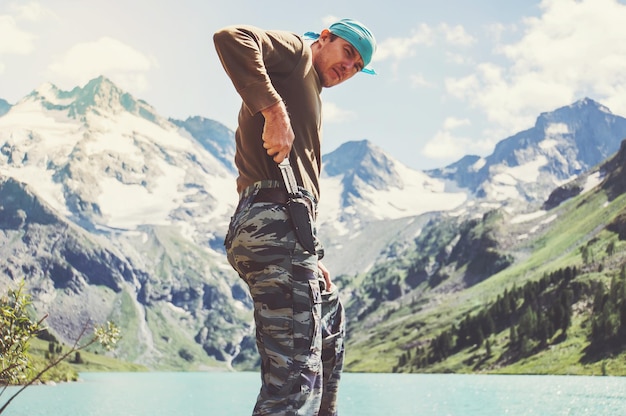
[318,261,333,291]
[261,101,294,163]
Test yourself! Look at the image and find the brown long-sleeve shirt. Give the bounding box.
[213,25,323,202]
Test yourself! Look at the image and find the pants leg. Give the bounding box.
[319,284,345,416]
[226,201,323,415]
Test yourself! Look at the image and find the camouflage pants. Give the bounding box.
[225,181,345,416]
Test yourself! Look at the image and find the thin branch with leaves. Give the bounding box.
[0,281,121,414]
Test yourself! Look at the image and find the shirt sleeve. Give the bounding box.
[213,25,299,115]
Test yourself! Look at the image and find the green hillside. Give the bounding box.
[22,337,147,384]
[342,149,626,375]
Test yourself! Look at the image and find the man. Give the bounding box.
[214,18,376,415]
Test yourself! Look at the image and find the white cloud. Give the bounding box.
[438,23,476,46]
[322,15,339,27]
[422,116,492,161]
[322,101,357,123]
[0,15,36,54]
[9,1,55,21]
[373,24,434,62]
[422,128,493,161]
[421,130,470,160]
[445,0,626,153]
[486,22,517,46]
[443,117,470,130]
[446,52,472,65]
[374,22,475,63]
[410,74,433,88]
[0,2,54,76]
[47,37,157,92]
[445,73,479,99]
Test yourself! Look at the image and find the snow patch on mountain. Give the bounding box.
[97,164,184,229]
[319,140,468,234]
[361,162,467,220]
[511,210,547,224]
[471,158,486,171]
[0,77,237,250]
[0,101,81,215]
[582,171,603,194]
[544,122,570,137]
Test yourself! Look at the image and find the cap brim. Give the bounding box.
[362,67,376,75]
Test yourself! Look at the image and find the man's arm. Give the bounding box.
[213,26,295,162]
[213,25,282,114]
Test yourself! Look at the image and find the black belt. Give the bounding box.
[254,188,289,204]
[253,188,316,220]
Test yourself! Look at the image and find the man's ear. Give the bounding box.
[319,28,331,41]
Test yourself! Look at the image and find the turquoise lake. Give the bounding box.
[2,372,626,415]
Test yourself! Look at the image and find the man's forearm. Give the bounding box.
[261,101,294,163]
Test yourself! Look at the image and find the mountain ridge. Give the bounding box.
[427,97,626,204]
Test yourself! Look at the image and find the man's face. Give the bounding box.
[312,30,365,88]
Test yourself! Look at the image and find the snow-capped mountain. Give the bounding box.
[319,140,466,228]
[0,76,236,249]
[317,140,468,275]
[427,98,626,204]
[170,116,236,173]
[0,77,255,368]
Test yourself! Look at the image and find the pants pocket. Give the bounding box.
[252,266,322,398]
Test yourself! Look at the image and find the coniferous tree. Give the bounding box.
[520,334,532,356]
[483,312,496,337]
[518,308,537,340]
[606,241,616,257]
[581,245,590,265]
[474,327,484,348]
[509,325,518,347]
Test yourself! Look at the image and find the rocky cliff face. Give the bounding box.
[0,175,255,369]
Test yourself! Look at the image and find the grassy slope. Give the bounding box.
[27,337,147,383]
[344,188,626,374]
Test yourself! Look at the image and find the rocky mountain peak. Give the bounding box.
[71,76,127,113]
[323,139,402,191]
[535,97,612,129]
[26,76,161,124]
[170,116,236,172]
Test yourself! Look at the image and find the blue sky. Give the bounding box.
[2,0,626,170]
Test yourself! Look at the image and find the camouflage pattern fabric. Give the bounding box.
[225,181,345,416]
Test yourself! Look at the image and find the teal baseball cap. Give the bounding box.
[304,18,377,75]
